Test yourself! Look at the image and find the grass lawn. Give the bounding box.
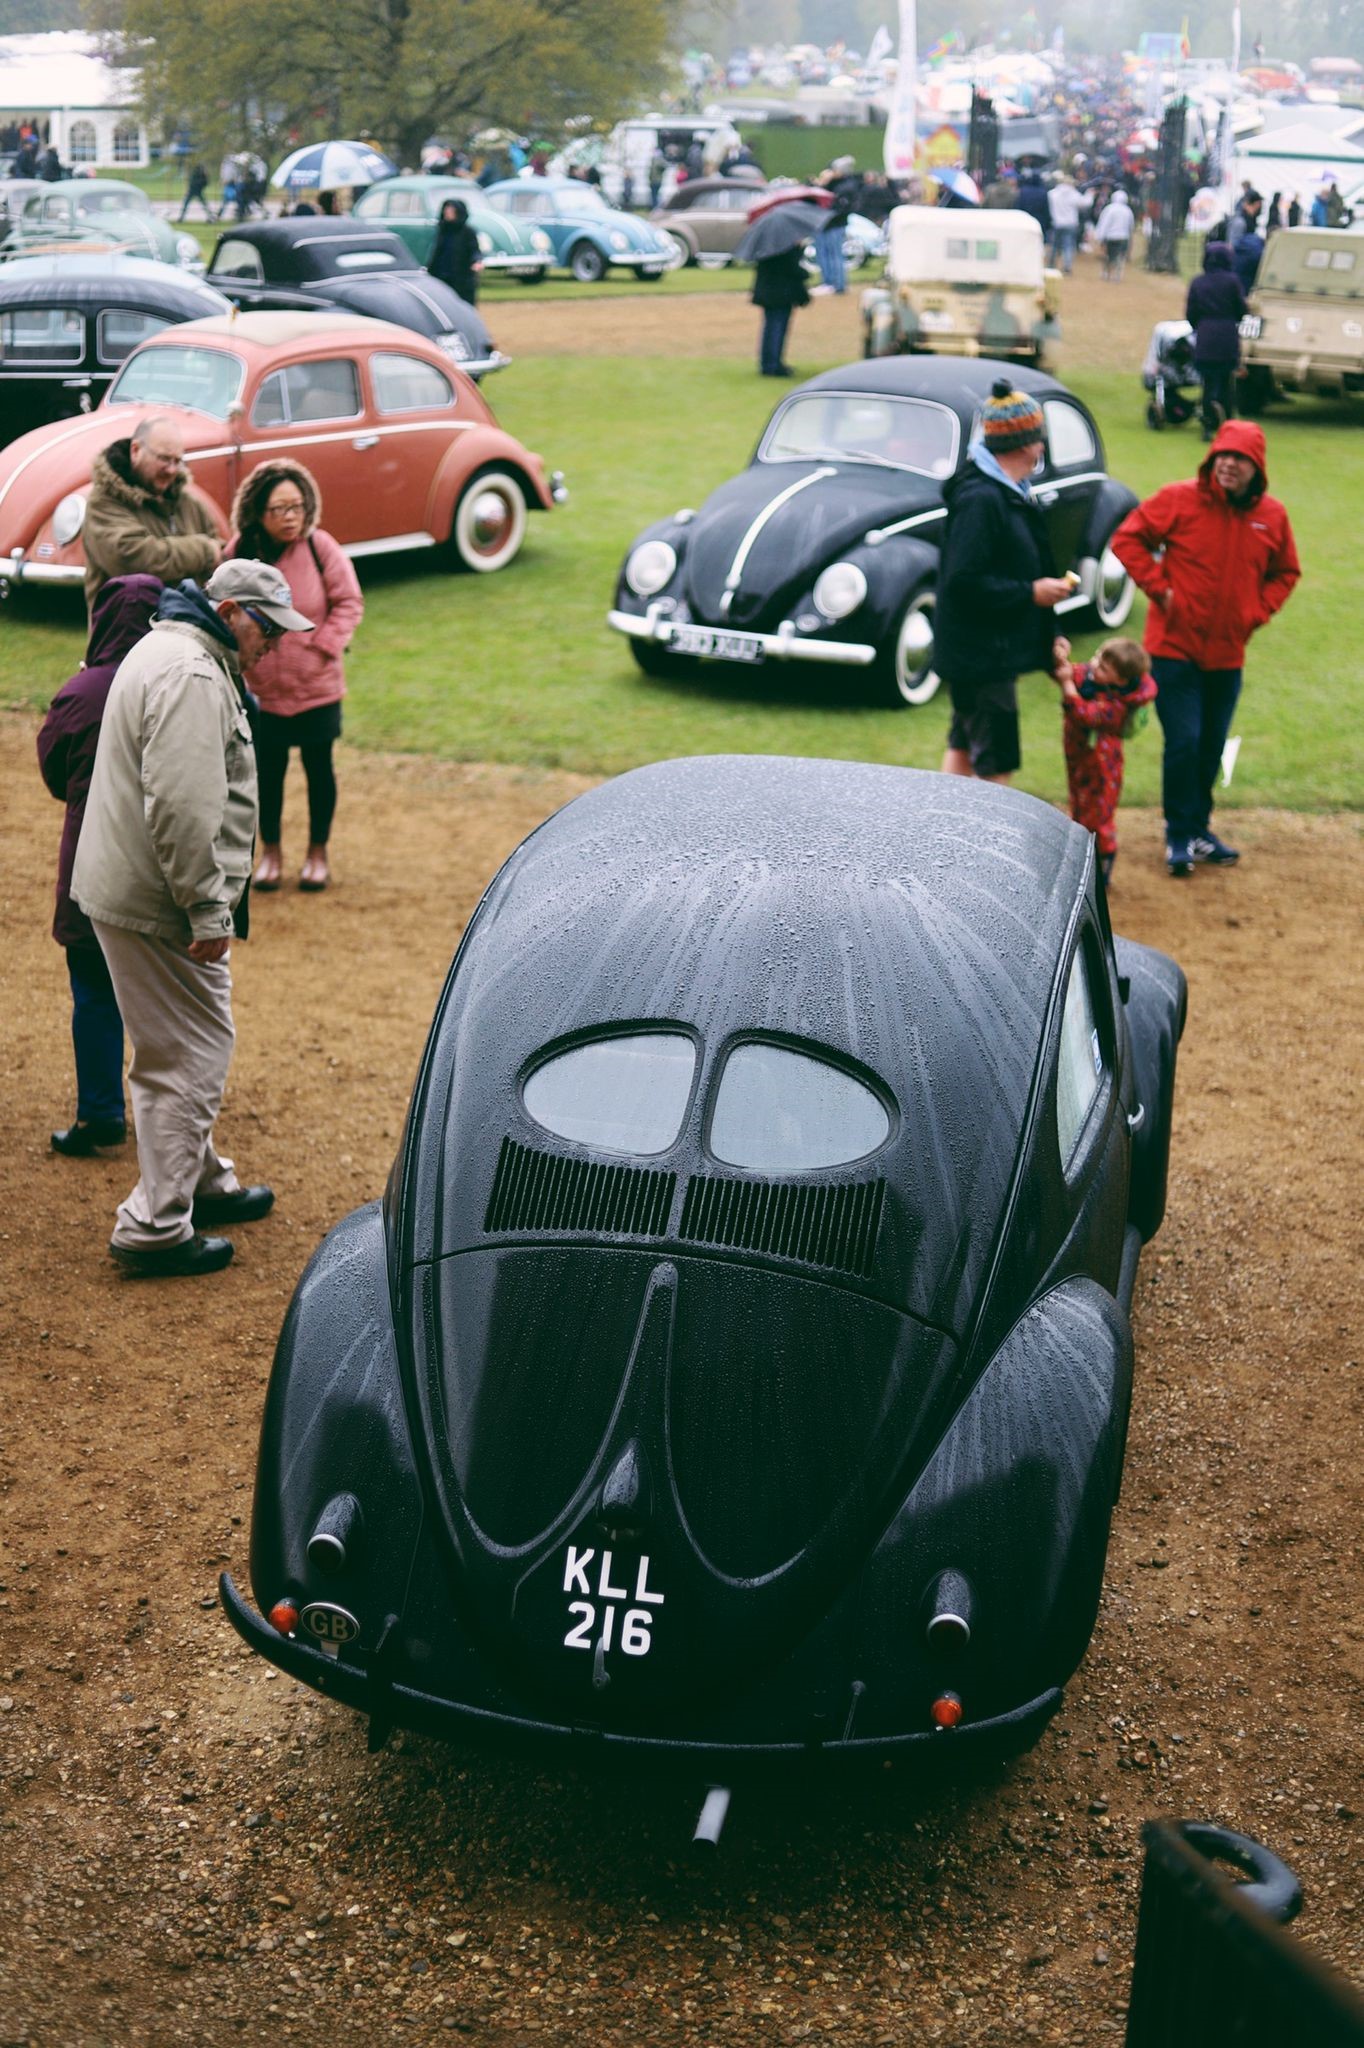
[2,357,1356,813]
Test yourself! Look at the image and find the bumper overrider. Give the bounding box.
[608,603,876,667]
[218,1570,1058,1767]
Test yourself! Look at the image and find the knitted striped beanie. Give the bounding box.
[980,378,1045,453]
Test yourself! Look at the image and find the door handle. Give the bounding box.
[62,375,92,388]
[352,433,379,450]
[1037,489,1059,505]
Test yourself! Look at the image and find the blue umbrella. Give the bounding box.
[270,140,397,192]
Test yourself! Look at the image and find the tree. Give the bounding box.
[88,0,679,167]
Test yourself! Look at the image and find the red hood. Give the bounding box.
[1199,419,1267,500]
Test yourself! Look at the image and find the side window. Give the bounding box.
[251,360,361,425]
[97,308,171,365]
[43,196,68,224]
[371,352,455,413]
[523,1033,696,1157]
[1,307,84,363]
[709,1043,891,1174]
[213,238,264,281]
[1056,946,1105,1167]
[284,357,361,422]
[386,190,422,218]
[1044,399,1097,469]
[251,369,287,426]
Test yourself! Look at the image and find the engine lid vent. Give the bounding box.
[678,1174,886,1279]
[484,1137,676,1239]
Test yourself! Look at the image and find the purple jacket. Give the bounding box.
[36,573,163,947]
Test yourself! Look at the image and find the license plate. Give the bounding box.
[670,624,765,663]
[1239,314,1262,339]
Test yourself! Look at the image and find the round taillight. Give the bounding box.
[268,1599,299,1635]
[931,1691,963,1729]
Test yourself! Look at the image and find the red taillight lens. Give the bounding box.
[268,1599,299,1635]
[931,1690,963,1729]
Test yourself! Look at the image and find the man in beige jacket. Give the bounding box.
[73,560,313,1276]
[82,415,220,619]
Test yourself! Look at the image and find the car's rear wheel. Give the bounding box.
[634,265,664,282]
[569,241,606,283]
[1090,537,1135,629]
[449,469,528,572]
[666,230,695,267]
[1239,365,1275,414]
[871,582,941,707]
[516,268,549,285]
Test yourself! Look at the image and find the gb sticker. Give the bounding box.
[561,1545,664,1658]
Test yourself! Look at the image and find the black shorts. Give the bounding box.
[945,674,1021,777]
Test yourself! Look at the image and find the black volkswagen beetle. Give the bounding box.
[204,217,506,380]
[609,357,1139,707]
[222,758,1186,1795]
[0,254,231,445]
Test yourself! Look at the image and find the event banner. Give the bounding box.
[883,0,918,178]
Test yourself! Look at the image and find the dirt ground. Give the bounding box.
[1,263,1362,2046]
[1,706,1361,2047]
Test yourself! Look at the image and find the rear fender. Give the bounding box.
[866,1276,1134,1711]
[1082,478,1140,557]
[427,429,552,538]
[1115,937,1187,1241]
[248,1201,425,1642]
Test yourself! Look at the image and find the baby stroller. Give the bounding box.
[1142,319,1200,428]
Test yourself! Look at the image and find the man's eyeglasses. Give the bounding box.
[243,605,285,642]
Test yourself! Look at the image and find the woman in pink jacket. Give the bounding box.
[229,459,364,892]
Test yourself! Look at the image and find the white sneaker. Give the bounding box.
[810,283,835,297]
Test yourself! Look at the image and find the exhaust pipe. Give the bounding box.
[692,1785,732,1850]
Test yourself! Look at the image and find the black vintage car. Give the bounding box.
[222,758,1186,1794]
[609,356,1139,707]
[204,217,506,380]
[0,254,231,445]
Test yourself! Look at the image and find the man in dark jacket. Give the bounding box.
[1014,169,1051,233]
[936,380,1074,782]
[751,244,808,377]
[1186,243,1247,439]
[1112,419,1300,875]
[37,574,164,1157]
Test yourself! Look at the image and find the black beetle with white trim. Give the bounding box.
[608,357,1138,709]
[222,756,1186,1777]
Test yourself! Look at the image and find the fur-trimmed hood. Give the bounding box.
[91,437,195,514]
[229,459,321,549]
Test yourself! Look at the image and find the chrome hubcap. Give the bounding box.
[896,601,939,702]
[1098,547,1133,621]
[471,492,512,547]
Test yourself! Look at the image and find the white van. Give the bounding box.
[555,115,743,206]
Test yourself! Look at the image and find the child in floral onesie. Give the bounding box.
[1055,635,1157,885]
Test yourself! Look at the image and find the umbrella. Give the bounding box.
[935,167,982,205]
[744,183,834,222]
[271,139,397,192]
[733,201,830,264]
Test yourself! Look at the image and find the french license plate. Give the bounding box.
[670,624,765,663]
[1239,314,1262,339]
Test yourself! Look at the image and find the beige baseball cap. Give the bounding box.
[205,558,314,631]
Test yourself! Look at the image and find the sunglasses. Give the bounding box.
[243,605,285,642]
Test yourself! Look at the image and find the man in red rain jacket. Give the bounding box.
[1111,420,1300,877]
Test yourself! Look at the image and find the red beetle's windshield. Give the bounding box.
[107,345,245,419]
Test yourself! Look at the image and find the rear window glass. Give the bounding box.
[709,1043,890,1173]
[371,351,454,411]
[523,1033,696,1156]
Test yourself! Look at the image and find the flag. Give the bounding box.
[1179,14,1191,57]
[867,23,893,67]
[884,0,919,179]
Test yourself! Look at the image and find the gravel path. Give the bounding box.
[1,711,1360,2045]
